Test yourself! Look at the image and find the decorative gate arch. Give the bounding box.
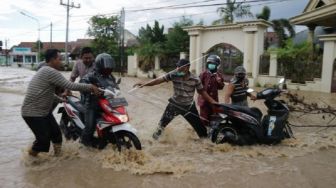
[205,43,244,74]
[184,20,271,86]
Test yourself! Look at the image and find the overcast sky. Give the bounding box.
[0,0,309,48]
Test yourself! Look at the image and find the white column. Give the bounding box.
[154,55,160,70]
[180,52,187,59]
[252,28,265,79]
[189,35,196,73]
[196,34,202,75]
[269,52,277,77]
[243,32,254,76]
[127,53,138,76]
[320,37,336,92]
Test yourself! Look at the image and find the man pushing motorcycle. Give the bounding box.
[133,59,217,140]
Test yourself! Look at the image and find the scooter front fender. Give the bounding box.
[110,123,137,135]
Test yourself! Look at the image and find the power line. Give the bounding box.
[126,0,281,12]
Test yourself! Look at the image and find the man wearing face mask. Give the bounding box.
[224,66,256,106]
[198,55,225,127]
[133,59,217,140]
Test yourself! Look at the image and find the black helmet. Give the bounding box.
[176,59,190,67]
[234,66,246,80]
[95,53,115,76]
[206,55,221,65]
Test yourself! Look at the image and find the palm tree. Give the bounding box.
[213,0,253,25]
[256,6,295,48]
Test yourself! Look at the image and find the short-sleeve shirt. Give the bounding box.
[164,71,203,106]
[70,60,95,82]
[230,77,249,103]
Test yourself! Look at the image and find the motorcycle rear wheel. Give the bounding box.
[212,125,239,144]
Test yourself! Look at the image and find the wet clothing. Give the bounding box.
[164,71,203,106]
[159,99,207,138]
[79,72,117,146]
[159,71,207,138]
[21,66,91,117]
[70,60,95,82]
[21,66,91,153]
[23,113,62,152]
[230,77,249,106]
[197,71,225,126]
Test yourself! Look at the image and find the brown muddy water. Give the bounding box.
[1,67,336,188]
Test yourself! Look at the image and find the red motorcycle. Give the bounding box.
[58,85,141,150]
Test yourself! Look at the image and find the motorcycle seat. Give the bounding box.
[67,97,86,114]
[222,104,262,122]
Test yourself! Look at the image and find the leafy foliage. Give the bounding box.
[256,6,295,48]
[165,17,194,54]
[136,21,166,72]
[87,15,120,57]
[272,40,322,83]
[213,0,253,25]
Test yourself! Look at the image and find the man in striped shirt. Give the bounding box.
[21,49,101,157]
[133,59,217,140]
[224,66,256,106]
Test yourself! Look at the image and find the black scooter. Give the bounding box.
[211,78,294,145]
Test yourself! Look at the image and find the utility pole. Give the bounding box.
[50,22,53,48]
[119,7,125,73]
[60,0,80,66]
[20,11,40,64]
[5,39,8,66]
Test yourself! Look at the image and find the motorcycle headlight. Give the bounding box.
[115,114,128,123]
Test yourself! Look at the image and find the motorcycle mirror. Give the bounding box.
[279,78,285,84]
[247,88,254,93]
[116,78,121,84]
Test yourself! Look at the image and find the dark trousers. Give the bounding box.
[23,113,62,152]
[81,108,98,145]
[200,103,213,127]
[159,101,207,138]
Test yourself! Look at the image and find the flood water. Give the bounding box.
[1,67,336,188]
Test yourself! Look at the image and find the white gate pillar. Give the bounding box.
[269,51,278,77]
[154,55,160,70]
[320,34,336,92]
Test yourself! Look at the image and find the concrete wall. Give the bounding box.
[127,54,138,76]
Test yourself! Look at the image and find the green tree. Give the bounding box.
[136,20,166,72]
[213,0,253,25]
[273,39,322,83]
[87,15,120,58]
[165,16,194,54]
[256,6,295,48]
